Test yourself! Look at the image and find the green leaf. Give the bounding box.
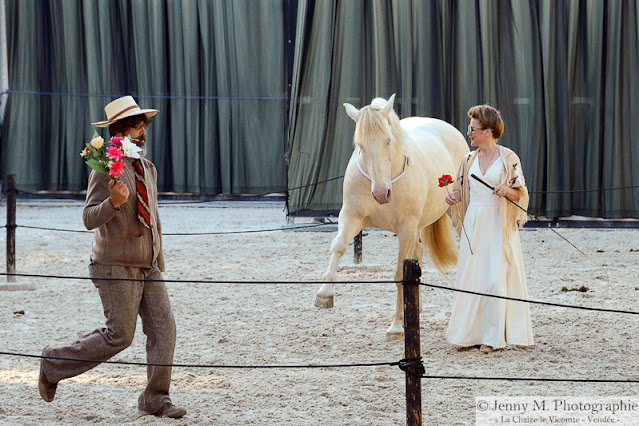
[88,144,100,157]
[85,159,109,174]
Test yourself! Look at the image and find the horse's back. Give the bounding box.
[400,117,468,165]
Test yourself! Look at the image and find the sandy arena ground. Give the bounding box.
[0,200,638,425]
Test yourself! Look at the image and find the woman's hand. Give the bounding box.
[445,191,461,205]
[493,184,520,201]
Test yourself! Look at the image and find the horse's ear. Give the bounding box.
[343,103,360,122]
[381,94,396,117]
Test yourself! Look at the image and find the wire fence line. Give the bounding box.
[1,352,637,384]
[422,375,639,383]
[0,272,397,285]
[11,222,335,235]
[419,282,638,316]
[15,225,92,234]
[0,351,405,370]
[1,271,636,316]
[527,184,639,194]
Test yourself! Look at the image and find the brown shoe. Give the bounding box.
[38,347,57,402]
[154,403,187,419]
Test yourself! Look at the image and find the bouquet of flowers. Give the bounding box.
[81,131,142,212]
[80,131,142,180]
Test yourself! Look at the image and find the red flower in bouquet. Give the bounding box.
[107,146,125,160]
[110,136,124,147]
[109,159,126,179]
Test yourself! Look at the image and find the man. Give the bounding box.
[38,96,186,419]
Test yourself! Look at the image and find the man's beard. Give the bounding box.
[134,137,147,157]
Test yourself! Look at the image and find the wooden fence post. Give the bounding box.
[6,173,16,282]
[353,230,362,264]
[402,259,422,426]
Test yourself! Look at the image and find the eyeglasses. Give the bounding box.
[133,123,148,131]
[468,124,485,133]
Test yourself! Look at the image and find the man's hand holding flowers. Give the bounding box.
[109,180,129,209]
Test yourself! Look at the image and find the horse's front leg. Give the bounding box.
[414,235,424,313]
[386,223,420,340]
[316,211,363,308]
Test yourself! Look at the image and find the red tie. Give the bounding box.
[132,159,151,228]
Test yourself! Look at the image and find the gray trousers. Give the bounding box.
[41,263,177,414]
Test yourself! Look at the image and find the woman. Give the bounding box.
[444,104,533,353]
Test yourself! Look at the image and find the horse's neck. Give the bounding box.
[391,134,407,176]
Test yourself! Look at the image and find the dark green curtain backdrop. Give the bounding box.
[2,1,639,218]
[287,0,639,218]
[1,0,288,194]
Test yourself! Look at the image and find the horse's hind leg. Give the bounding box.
[316,212,363,308]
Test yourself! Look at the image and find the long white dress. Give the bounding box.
[445,158,534,349]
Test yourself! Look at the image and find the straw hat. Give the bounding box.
[91,96,159,127]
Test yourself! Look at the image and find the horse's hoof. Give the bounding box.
[315,294,334,308]
[385,331,404,341]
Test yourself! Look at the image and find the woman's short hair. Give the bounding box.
[109,114,153,137]
[467,104,504,139]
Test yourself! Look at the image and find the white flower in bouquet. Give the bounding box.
[121,136,143,159]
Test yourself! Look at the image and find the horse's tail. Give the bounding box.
[421,214,458,274]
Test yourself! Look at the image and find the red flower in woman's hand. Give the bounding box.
[438,173,472,254]
[438,174,454,187]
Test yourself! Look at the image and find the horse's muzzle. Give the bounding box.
[372,188,392,204]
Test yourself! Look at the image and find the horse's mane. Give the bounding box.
[354,99,406,156]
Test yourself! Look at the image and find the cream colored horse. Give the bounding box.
[315,94,469,339]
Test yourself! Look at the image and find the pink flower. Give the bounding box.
[107,146,124,160]
[109,159,126,179]
[110,136,124,147]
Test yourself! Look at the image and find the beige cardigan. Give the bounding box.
[451,145,528,262]
[83,157,164,271]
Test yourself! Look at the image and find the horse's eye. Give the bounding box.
[385,139,391,146]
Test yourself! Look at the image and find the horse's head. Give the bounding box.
[344,94,400,205]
